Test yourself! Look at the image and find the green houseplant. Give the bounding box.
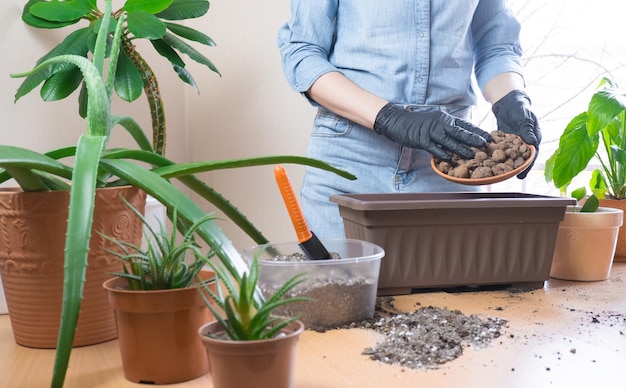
[545,76,626,259]
[102,202,217,384]
[198,256,310,388]
[545,77,625,279]
[545,77,626,209]
[0,1,355,386]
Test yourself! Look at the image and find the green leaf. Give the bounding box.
[150,39,186,67]
[162,32,219,74]
[571,187,586,202]
[172,63,199,91]
[588,81,626,134]
[589,169,608,200]
[156,0,209,20]
[22,0,86,28]
[165,22,216,46]
[30,0,94,23]
[40,67,84,101]
[111,116,153,152]
[123,0,173,14]
[14,28,92,102]
[52,134,106,387]
[126,11,167,39]
[0,145,74,182]
[550,113,598,189]
[114,51,144,102]
[580,193,599,212]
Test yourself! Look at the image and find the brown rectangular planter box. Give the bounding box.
[330,192,575,295]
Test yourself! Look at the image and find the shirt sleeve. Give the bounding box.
[276,0,340,94]
[471,0,524,90]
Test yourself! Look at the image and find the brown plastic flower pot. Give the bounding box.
[103,272,215,384]
[330,192,575,295]
[199,319,304,388]
[550,206,623,281]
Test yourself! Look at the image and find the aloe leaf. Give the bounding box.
[156,0,209,20]
[123,0,173,14]
[165,22,215,46]
[162,31,219,74]
[91,1,114,76]
[0,145,74,184]
[51,134,106,388]
[152,155,357,180]
[0,167,49,191]
[111,116,153,152]
[105,14,128,100]
[127,12,167,39]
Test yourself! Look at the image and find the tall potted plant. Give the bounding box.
[102,202,217,384]
[0,1,355,386]
[198,256,310,388]
[545,77,626,261]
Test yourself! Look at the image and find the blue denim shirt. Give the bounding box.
[277,0,523,107]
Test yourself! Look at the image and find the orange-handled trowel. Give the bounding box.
[274,165,332,260]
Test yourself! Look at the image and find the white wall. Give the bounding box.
[184,1,316,250]
[0,0,313,251]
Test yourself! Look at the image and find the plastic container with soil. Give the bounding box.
[330,192,575,295]
[241,239,384,331]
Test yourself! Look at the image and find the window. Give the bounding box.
[475,0,626,195]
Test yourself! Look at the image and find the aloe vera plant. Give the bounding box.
[545,77,626,212]
[101,199,216,291]
[1,1,355,386]
[201,256,311,341]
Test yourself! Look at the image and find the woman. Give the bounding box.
[277,1,541,238]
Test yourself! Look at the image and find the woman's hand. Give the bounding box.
[373,103,492,160]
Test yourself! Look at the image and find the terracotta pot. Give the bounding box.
[103,272,215,384]
[550,206,624,281]
[199,319,304,388]
[599,197,626,262]
[0,186,146,348]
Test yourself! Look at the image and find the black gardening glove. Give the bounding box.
[373,103,492,160]
[492,90,542,179]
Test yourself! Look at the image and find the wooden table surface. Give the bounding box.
[1,264,625,388]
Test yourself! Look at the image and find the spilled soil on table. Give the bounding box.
[345,297,508,369]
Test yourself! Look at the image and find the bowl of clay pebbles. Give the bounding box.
[431,130,535,186]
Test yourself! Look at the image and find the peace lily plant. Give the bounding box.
[545,77,626,212]
[1,1,354,386]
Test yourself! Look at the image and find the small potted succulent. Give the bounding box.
[198,256,310,388]
[102,201,218,384]
[545,77,626,279]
